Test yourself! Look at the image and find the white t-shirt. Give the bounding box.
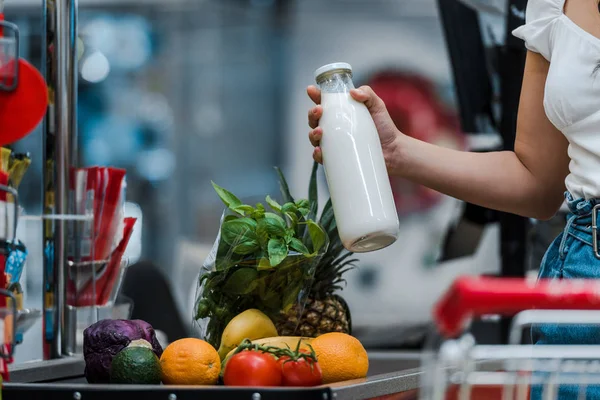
[513,0,600,200]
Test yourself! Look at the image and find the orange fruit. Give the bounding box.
[310,332,369,384]
[160,338,221,385]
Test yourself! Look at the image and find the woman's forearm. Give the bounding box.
[392,135,564,220]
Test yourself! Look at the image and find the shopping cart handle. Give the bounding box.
[433,276,600,337]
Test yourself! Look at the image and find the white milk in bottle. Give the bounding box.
[315,62,399,252]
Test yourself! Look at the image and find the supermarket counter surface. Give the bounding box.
[5,351,422,399]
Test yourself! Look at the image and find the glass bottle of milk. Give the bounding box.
[315,62,400,253]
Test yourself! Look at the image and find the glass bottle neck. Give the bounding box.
[316,71,355,94]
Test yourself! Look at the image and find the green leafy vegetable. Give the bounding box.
[221,218,258,247]
[196,178,330,349]
[223,268,259,295]
[266,195,282,213]
[289,237,310,255]
[233,204,255,216]
[307,220,327,254]
[212,181,242,210]
[268,238,288,266]
[258,257,272,270]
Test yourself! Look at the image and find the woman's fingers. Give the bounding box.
[350,85,384,112]
[308,105,323,129]
[313,147,323,164]
[307,85,322,104]
[309,127,322,147]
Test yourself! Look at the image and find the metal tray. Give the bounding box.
[2,368,420,400]
[5,352,421,399]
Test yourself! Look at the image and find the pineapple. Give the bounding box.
[274,163,357,337]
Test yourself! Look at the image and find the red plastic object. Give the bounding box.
[0,59,48,146]
[75,217,136,306]
[94,168,126,261]
[434,276,600,337]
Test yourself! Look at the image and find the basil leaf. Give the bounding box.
[258,257,273,271]
[251,207,265,220]
[289,237,310,255]
[233,204,255,216]
[298,207,309,217]
[307,220,327,254]
[211,181,242,210]
[222,268,258,295]
[265,212,286,225]
[232,239,260,255]
[282,202,297,214]
[256,221,270,246]
[268,238,288,266]
[295,199,309,209]
[224,215,238,223]
[221,218,258,247]
[266,195,282,213]
[285,212,298,227]
[284,228,294,243]
[260,212,287,236]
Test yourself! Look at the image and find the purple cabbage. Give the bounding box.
[83,319,163,383]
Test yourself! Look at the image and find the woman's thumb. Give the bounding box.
[350,86,381,111]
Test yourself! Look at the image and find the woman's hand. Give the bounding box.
[307,85,401,172]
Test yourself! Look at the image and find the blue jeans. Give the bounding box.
[531,192,600,399]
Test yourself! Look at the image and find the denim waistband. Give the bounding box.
[564,191,600,247]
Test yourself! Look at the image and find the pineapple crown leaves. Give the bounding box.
[275,163,359,297]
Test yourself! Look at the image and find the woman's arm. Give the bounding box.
[308,51,570,220]
[391,51,569,220]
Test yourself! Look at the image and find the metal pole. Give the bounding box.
[42,0,78,359]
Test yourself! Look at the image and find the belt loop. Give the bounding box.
[559,214,576,258]
[592,204,600,259]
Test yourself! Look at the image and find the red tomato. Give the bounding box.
[223,350,283,387]
[277,354,323,387]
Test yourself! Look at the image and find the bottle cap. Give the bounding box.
[314,62,352,82]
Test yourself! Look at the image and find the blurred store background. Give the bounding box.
[3,0,557,363]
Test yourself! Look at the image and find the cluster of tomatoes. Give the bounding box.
[223,341,322,387]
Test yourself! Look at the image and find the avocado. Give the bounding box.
[109,346,162,385]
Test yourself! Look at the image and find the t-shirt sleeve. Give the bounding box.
[512,0,564,61]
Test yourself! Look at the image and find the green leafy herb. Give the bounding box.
[282,202,297,214]
[212,181,242,210]
[268,238,288,266]
[232,239,260,255]
[222,268,259,295]
[196,178,331,349]
[221,218,258,247]
[258,257,272,270]
[289,237,310,255]
[261,213,287,235]
[266,195,282,213]
[233,204,255,216]
[307,220,327,254]
[295,199,309,209]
